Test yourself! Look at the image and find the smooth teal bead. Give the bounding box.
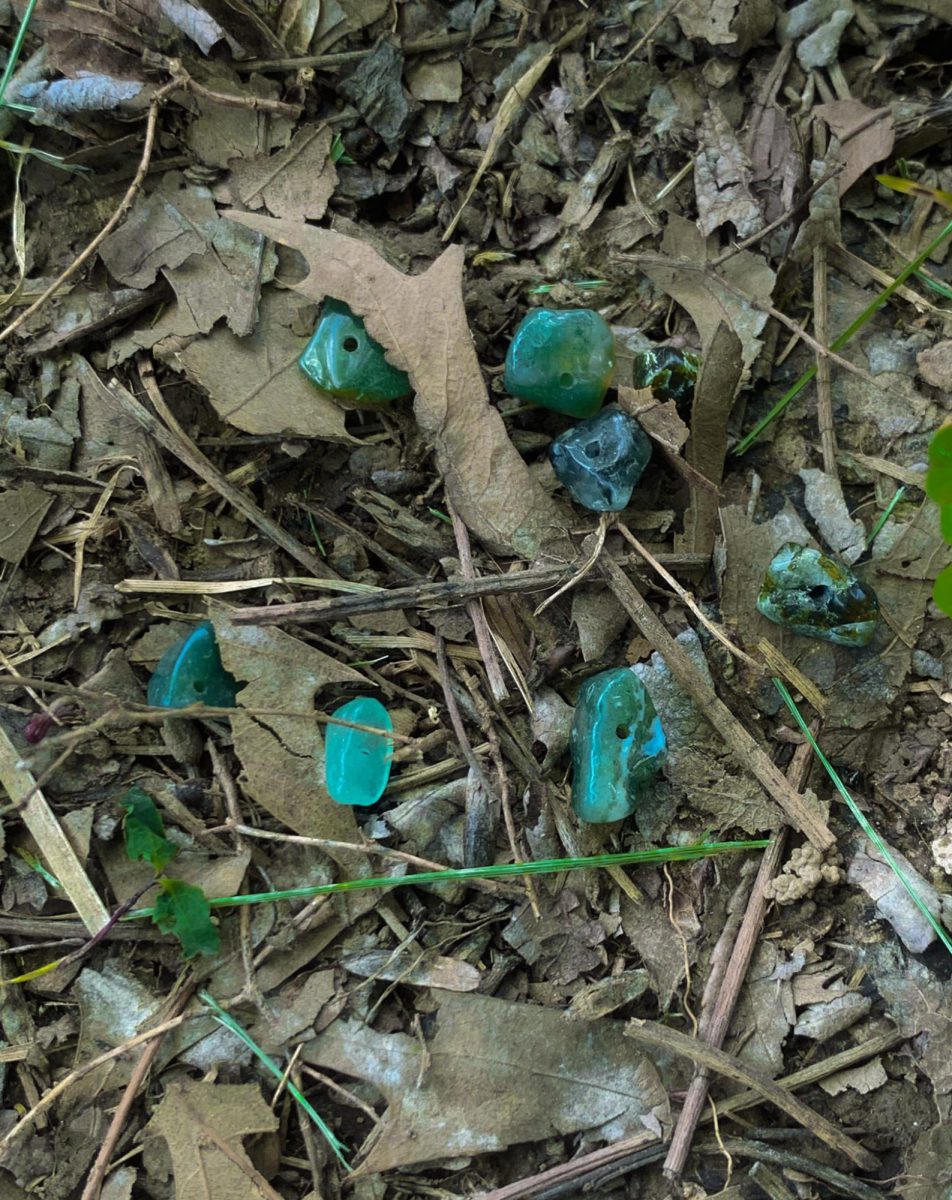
[504,309,615,417]
[549,404,651,511]
[299,299,411,406]
[324,696,393,807]
[570,668,666,824]
[147,621,239,709]
[756,543,879,647]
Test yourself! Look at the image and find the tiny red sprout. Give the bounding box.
[23,713,53,744]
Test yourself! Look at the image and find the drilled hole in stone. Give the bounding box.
[808,585,830,601]
[616,724,629,739]
[586,441,601,458]
[342,336,360,352]
[193,678,206,693]
[559,372,573,388]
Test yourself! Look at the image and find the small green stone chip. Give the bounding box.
[324,695,393,807]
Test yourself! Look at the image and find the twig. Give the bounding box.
[80,982,194,1200]
[615,522,764,674]
[230,556,715,626]
[445,494,508,702]
[533,513,609,616]
[814,243,838,475]
[580,0,686,110]
[0,79,178,345]
[599,555,835,850]
[624,1021,878,1170]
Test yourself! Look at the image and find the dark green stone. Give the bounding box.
[147,621,239,709]
[549,404,651,511]
[299,299,411,406]
[631,347,700,406]
[756,543,879,647]
[504,308,615,417]
[324,696,393,807]
[570,667,666,824]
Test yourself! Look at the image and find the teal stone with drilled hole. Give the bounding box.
[299,299,411,406]
[324,695,393,807]
[631,347,701,407]
[147,621,239,709]
[570,667,666,824]
[756,543,879,647]
[504,308,615,417]
[549,404,651,511]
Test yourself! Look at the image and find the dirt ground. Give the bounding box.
[1,1,952,1198]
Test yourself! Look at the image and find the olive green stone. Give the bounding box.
[147,621,239,709]
[570,667,666,824]
[631,347,700,406]
[756,543,879,647]
[504,308,615,417]
[299,299,411,406]
[324,696,393,807]
[927,424,952,505]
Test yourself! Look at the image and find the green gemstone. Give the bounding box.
[504,308,615,417]
[631,347,700,406]
[299,299,411,406]
[324,696,393,807]
[941,504,952,544]
[570,667,666,824]
[147,621,239,709]
[935,562,952,618]
[756,543,879,647]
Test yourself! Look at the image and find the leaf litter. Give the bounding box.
[1,2,952,1198]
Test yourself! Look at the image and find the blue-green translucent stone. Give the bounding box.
[549,404,651,512]
[504,308,615,417]
[570,668,666,824]
[299,299,411,406]
[631,347,701,406]
[324,696,393,807]
[756,543,879,647]
[147,621,239,709]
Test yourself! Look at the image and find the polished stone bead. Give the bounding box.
[756,543,879,647]
[324,696,393,807]
[299,299,411,406]
[631,347,700,406]
[504,308,615,417]
[147,621,239,709]
[570,667,666,824]
[549,404,651,511]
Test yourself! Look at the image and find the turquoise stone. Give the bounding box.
[570,668,666,824]
[147,621,239,709]
[299,299,411,406]
[324,696,393,807]
[549,405,651,511]
[504,308,615,417]
[631,347,700,406]
[756,544,879,647]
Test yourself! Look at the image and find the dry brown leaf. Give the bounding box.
[211,613,363,851]
[221,211,569,556]
[305,991,669,1172]
[167,287,351,442]
[0,482,52,565]
[146,1081,278,1200]
[815,100,895,196]
[228,125,337,222]
[695,107,764,238]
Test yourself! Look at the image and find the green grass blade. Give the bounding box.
[0,0,39,109]
[128,841,769,919]
[198,990,351,1169]
[735,216,952,456]
[866,486,906,547]
[774,678,952,959]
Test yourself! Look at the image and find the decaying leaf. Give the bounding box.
[167,287,351,442]
[0,482,52,565]
[227,124,338,222]
[799,467,866,564]
[304,991,670,1172]
[146,1081,278,1200]
[695,107,763,238]
[816,99,895,196]
[211,613,363,851]
[220,211,570,556]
